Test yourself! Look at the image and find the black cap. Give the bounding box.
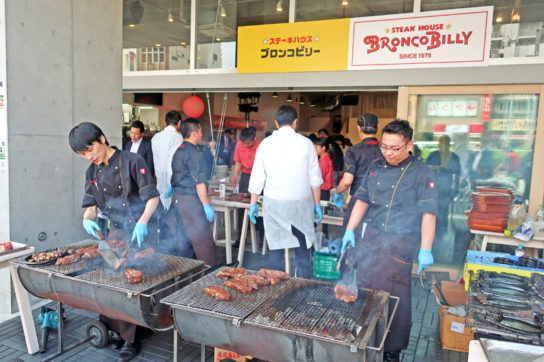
[357,113,378,129]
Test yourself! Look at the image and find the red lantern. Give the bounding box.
[182,96,205,118]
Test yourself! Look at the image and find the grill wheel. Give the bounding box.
[86,320,109,348]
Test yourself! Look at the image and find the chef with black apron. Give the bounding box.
[341,119,437,362]
[165,118,220,267]
[69,122,160,361]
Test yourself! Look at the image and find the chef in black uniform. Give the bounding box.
[341,120,437,362]
[333,113,383,231]
[69,122,160,361]
[165,118,220,266]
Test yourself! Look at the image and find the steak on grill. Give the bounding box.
[217,267,248,278]
[125,268,143,283]
[233,275,259,290]
[134,248,155,259]
[224,279,253,294]
[55,253,81,266]
[81,249,100,259]
[242,274,269,286]
[114,257,128,271]
[257,268,289,280]
[75,245,98,255]
[204,286,232,301]
[334,283,358,303]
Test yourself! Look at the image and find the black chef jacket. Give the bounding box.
[343,137,382,195]
[171,142,207,195]
[82,148,159,231]
[353,155,438,234]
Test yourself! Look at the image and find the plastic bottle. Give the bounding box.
[219,178,226,199]
[535,204,544,233]
[508,200,525,230]
[515,244,524,257]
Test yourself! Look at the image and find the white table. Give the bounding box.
[0,243,38,354]
[471,229,544,257]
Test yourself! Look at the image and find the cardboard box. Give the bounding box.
[214,348,247,362]
[435,281,474,353]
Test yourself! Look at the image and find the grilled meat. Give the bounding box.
[134,248,155,259]
[114,257,128,271]
[267,276,281,285]
[55,253,81,266]
[243,274,269,286]
[224,279,253,294]
[334,284,358,303]
[204,286,232,301]
[29,250,61,262]
[125,268,143,283]
[257,268,289,280]
[75,245,98,255]
[0,241,13,252]
[81,249,100,259]
[217,267,248,278]
[233,275,259,290]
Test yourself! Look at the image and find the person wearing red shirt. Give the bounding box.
[231,127,262,192]
[313,137,334,201]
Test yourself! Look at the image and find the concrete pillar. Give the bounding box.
[0,0,122,313]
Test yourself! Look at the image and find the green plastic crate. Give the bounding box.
[313,251,341,279]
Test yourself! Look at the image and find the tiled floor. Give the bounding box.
[2,235,468,361]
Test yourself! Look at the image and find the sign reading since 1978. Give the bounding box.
[348,7,493,70]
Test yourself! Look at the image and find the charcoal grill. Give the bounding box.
[162,267,398,362]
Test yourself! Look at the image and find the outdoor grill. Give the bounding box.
[12,240,206,331]
[162,267,397,362]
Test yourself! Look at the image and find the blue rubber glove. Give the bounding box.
[417,248,434,275]
[131,223,148,248]
[203,204,215,222]
[341,230,355,253]
[249,204,258,225]
[314,204,323,225]
[164,185,173,198]
[82,220,101,239]
[333,193,344,209]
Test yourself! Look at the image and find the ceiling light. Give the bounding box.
[495,16,503,23]
[220,3,226,18]
[128,24,136,28]
[180,41,187,46]
[310,103,316,107]
[511,12,520,22]
[286,93,293,102]
[272,92,278,98]
[342,0,349,5]
[168,9,174,22]
[216,37,221,42]
[299,97,305,105]
[155,43,161,47]
[276,0,283,12]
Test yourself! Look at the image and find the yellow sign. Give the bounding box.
[237,19,350,74]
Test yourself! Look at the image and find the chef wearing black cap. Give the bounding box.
[341,119,437,362]
[333,113,383,231]
[69,122,160,361]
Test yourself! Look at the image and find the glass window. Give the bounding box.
[413,93,539,265]
[421,0,544,58]
[296,0,414,22]
[196,0,288,69]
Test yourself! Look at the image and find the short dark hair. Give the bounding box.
[317,128,329,136]
[240,127,256,142]
[312,136,329,149]
[69,122,108,152]
[224,128,233,135]
[165,111,182,126]
[307,133,318,143]
[357,113,379,134]
[276,105,297,126]
[382,119,413,141]
[180,118,200,139]
[131,120,145,133]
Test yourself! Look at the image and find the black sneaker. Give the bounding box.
[119,341,139,361]
[384,350,400,362]
[108,331,123,350]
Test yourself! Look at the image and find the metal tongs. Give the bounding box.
[334,247,349,273]
[96,230,120,268]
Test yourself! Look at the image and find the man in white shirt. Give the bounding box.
[151,111,183,210]
[248,105,323,278]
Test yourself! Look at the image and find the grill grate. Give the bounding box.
[76,254,204,293]
[245,278,370,344]
[162,267,286,320]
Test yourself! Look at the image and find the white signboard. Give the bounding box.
[348,7,493,70]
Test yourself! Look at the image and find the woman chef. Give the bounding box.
[341,120,437,362]
[69,122,159,361]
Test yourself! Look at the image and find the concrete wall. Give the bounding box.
[2,0,122,313]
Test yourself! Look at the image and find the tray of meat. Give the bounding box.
[125,268,143,283]
[24,250,62,265]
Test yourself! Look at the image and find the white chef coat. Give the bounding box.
[151,125,183,209]
[129,138,142,153]
[249,126,322,250]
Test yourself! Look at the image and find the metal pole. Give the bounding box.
[201,343,205,362]
[57,302,63,354]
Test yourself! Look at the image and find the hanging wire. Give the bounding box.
[211,93,228,178]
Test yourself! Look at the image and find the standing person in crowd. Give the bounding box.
[218,128,234,166]
[70,122,160,361]
[468,137,495,185]
[248,105,323,278]
[333,113,382,232]
[341,120,437,362]
[317,128,329,138]
[124,120,154,177]
[202,135,217,181]
[313,137,334,202]
[426,135,460,243]
[151,111,183,211]
[328,137,344,186]
[166,118,220,267]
